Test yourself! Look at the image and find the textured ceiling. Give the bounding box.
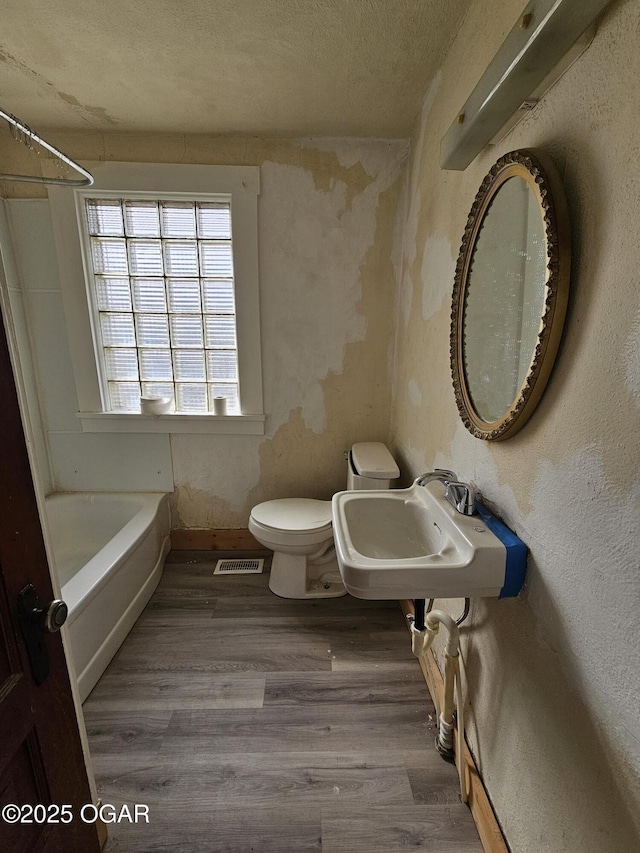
[0,0,473,137]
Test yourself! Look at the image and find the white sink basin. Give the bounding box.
[332,480,522,599]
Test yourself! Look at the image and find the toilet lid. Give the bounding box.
[251,498,333,534]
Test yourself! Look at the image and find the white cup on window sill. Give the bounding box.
[213,396,227,416]
[141,396,172,416]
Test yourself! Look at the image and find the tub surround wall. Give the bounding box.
[2,136,406,524]
[0,203,53,494]
[6,200,174,493]
[390,1,640,851]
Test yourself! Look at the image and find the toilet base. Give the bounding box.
[268,551,347,599]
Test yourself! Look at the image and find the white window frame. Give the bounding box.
[49,162,264,434]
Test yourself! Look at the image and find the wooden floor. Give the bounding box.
[83,551,483,852]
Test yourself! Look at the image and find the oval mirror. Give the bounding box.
[450,149,570,440]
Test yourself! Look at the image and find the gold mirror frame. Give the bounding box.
[450,149,571,441]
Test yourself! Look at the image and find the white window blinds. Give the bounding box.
[85,198,240,414]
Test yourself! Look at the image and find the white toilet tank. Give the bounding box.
[347,442,399,490]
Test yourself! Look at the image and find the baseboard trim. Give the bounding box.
[95,809,108,849]
[170,528,265,551]
[399,599,509,853]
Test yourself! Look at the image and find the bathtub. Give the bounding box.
[45,492,171,702]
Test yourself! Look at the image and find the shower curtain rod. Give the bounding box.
[0,107,94,187]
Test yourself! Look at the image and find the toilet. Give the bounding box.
[249,442,399,599]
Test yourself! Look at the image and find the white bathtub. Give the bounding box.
[45,492,171,702]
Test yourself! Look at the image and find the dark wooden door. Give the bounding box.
[0,306,100,852]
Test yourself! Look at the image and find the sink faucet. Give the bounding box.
[444,481,476,516]
[416,469,457,487]
[417,470,476,515]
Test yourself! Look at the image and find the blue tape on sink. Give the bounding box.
[475,502,528,598]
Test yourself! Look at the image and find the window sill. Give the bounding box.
[77,412,265,435]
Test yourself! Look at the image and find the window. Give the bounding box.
[49,163,264,434]
[85,197,240,414]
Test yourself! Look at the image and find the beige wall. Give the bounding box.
[391,0,640,850]
[0,135,407,526]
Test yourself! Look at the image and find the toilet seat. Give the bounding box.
[250,498,332,535]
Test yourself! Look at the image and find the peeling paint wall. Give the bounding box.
[390,0,640,850]
[0,134,407,527]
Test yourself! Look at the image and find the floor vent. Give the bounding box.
[214,558,264,575]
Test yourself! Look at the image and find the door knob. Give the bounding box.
[41,599,68,632]
[17,584,68,684]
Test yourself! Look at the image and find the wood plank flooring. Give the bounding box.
[83,551,482,852]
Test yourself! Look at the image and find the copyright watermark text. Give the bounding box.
[2,803,150,824]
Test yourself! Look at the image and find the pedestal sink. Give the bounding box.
[331,479,526,600]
